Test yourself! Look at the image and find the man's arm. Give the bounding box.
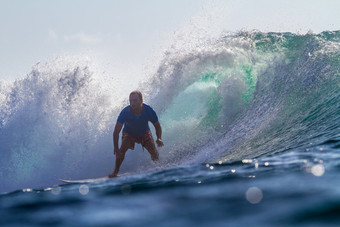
[153,121,164,147]
[113,122,123,154]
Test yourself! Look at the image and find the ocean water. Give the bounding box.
[1,31,340,226]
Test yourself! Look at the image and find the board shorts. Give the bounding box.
[121,130,158,160]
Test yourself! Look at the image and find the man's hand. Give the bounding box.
[156,138,164,147]
[114,147,119,156]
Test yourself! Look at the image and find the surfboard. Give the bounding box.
[58,172,131,184]
[58,176,109,184]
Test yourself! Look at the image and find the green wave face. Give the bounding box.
[156,31,340,161]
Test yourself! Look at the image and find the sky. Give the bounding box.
[0,0,339,81]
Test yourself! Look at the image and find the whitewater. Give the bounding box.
[1,30,340,226]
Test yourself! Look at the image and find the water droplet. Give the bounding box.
[311,164,325,177]
[121,185,132,195]
[79,185,89,195]
[22,188,32,193]
[246,187,263,204]
[51,187,61,195]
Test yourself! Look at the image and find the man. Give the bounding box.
[109,90,164,178]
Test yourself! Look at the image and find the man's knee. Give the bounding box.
[143,141,159,161]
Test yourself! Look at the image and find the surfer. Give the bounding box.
[109,90,164,178]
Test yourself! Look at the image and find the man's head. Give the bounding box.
[129,90,143,111]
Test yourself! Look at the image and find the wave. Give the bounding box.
[0,31,339,193]
[144,30,340,163]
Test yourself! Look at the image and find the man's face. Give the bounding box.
[129,93,142,110]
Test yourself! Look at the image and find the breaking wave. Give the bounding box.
[1,30,339,193]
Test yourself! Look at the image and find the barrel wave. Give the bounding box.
[0,31,339,194]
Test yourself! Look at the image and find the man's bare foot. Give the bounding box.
[108,172,118,178]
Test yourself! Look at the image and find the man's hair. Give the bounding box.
[130,90,143,101]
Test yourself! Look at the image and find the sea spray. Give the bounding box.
[0,58,117,192]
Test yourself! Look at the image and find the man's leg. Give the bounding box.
[109,147,128,177]
[109,135,133,178]
[143,139,159,161]
[141,131,159,161]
